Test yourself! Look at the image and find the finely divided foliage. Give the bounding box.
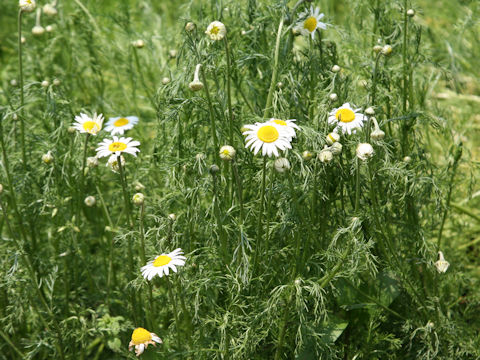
[0,0,479,359]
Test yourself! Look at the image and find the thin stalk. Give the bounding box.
[200,66,220,164]
[232,159,244,221]
[264,17,284,118]
[17,10,27,167]
[212,171,227,262]
[273,287,294,360]
[0,329,25,359]
[166,278,182,351]
[224,36,234,145]
[253,157,267,272]
[355,158,360,214]
[437,147,462,251]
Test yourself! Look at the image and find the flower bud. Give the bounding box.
[403,156,412,163]
[329,93,338,101]
[0,184,3,194]
[84,196,96,207]
[10,79,18,87]
[134,181,145,191]
[87,156,98,168]
[32,25,45,36]
[185,22,196,32]
[132,193,145,206]
[407,9,415,17]
[318,149,333,163]
[162,77,171,85]
[371,129,385,141]
[21,36,26,44]
[19,0,36,12]
[42,151,54,164]
[53,78,61,86]
[46,25,54,32]
[435,251,449,273]
[356,143,374,161]
[41,80,49,88]
[12,113,18,121]
[302,150,313,161]
[326,132,340,145]
[189,80,203,91]
[43,3,57,16]
[67,126,76,134]
[209,164,220,175]
[132,39,145,48]
[168,213,176,221]
[330,142,343,155]
[169,49,178,58]
[373,45,383,53]
[331,65,341,73]
[219,145,236,161]
[277,82,283,89]
[381,45,393,56]
[365,107,375,116]
[107,155,125,173]
[274,158,290,173]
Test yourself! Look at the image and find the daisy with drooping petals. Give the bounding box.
[141,248,186,280]
[268,118,300,140]
[243,122,292,157]
[105,116,139,135]
[294,6,327,39]
[328,103,367,135]
[96,136,140,158]
[72,113,104,135]
[128,327,162,357]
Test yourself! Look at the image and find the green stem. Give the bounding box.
[232,159,244,222]
[132,47,156,109]
[166,278,182,351]
[212,170,227,262]
[0,329,25,359]
[224,36,234,145]
[273,287,294,360]
[355,158,361,214]
[253,157,267,273]
[17,10,27,168]
[200,66,220,164]
[264,17,284,118]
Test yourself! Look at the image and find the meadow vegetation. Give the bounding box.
[0,0,479,359]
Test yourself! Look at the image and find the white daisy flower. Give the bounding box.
[268,118,300,139]
[328,103,367,134]
[205,21,226,41]
[243,122,292,157]
[141,248,186,280]
[294,6,327,39]
[104,116,139,135]
[19,0,36,12]
[96,136,140,158]
[128,327,162,357]
[72,113,104,136]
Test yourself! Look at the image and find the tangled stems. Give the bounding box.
[264,17,284,118]
[17,10,27,168]
[224,36,234,145]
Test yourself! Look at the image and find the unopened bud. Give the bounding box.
[168,213,176,221]
[209,164,220,175]
[331,65,341,73]
[274,158,290,173]
[42,151,54,164]
[162,77,171,85]
[381,45,393,56]
[365,107,375,116]
[329,93,338,101]
[407,9,415,17]
[41,80,49,88]
[185,22,196,32]
[132,193,145,206]
[302,150,313,161]
[132,39,145,48]
[318,149,333,163]
[330,142,343,155]
[326,132,340,145]
[84,196,96,207]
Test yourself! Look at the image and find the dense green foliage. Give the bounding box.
[1,0,480,359]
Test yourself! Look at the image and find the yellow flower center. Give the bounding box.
[83,121,97,132]
[335,108,356,123]
[131,328,152,345]
[222,149,230,155]
[257,125,279,143]
[114,118,129,127]
[210,26,220,35]
[108,142,127,152]
[304,16,317,32]
[153,255,172,267]
[272,119,287,126]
